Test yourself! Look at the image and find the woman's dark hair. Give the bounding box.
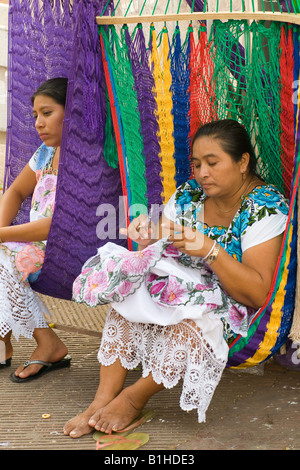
[31,77,68,107]
[192,119,257,175]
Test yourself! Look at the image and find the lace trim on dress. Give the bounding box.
[98,308,227,423]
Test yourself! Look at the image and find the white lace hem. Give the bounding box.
[0,248,49,340]
[98,308,228,423]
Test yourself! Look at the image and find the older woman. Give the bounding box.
[64,119,288,438]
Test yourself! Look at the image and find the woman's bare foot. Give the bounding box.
[63,394,114,439]
[63,363,164,439]
[64,360,129,439]
[13,327,68,380]
[91,376,165,435]
[90,386,144,435]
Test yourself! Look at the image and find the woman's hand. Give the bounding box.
[119,214,154,248]
[164,220,212,258]
[166,220,282,309]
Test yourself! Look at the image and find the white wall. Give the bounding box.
[0,3,8,139]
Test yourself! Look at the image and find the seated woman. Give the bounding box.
[64,119,288,438]
[0,77,71,382]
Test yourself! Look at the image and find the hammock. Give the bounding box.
[5,0,125,300]
[3,0,300,368]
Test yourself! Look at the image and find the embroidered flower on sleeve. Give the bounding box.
[252,186,282,210]
[177,191,193,209]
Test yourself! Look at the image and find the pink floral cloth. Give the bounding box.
[31,172,56,218]
[73,238,252,338]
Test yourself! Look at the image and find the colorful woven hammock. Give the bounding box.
[97,16,299,368]
[4,0,300,368]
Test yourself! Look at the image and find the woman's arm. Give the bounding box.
[0,163,52,243]
[167,220,283,310]
[0,163,37,227]
[0,217,52,243]
[205,235,282,309]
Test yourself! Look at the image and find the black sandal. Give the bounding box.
[0,358,12,369]
[10,355,71,383]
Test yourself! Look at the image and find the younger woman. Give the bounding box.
[0,78,71,382]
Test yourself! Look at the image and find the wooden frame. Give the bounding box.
[96,11,300,25]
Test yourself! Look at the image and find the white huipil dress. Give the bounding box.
[0,144,56,341]
[73,180,288,422]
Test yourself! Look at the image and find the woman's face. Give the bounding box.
[33,95,65,147]
[191,136,249,198]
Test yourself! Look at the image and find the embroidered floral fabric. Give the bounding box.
[0,145,56,339]
[1,145,57,285]
[171,179,288,261]
[73,237,252,340]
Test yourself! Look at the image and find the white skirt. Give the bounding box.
[98,307,227,423]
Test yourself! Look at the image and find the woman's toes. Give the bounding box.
[94,419,107,432]
[88,408,103,428]
[63,413,93,438]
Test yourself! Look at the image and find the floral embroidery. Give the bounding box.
[15,244,45,282]
[175,180,288,262]
[155,277,186,306]
[73,240,170,306]
[120,248,158,276]
[32,173,56,218]
[0,241,46,284]
[149,280,166,295]
[83,270,109,306]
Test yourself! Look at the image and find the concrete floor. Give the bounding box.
[0,3,299,455]
[0,297,299,452]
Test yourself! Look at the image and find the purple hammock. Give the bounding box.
[4,0,126,300]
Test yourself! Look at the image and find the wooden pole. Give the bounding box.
[96,11,300,25]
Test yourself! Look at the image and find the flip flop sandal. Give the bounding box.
[0,358,12,369]
[96,432,149,450]
[10,354,71,383]
[115,409,155,433]
[93,409,155,441]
